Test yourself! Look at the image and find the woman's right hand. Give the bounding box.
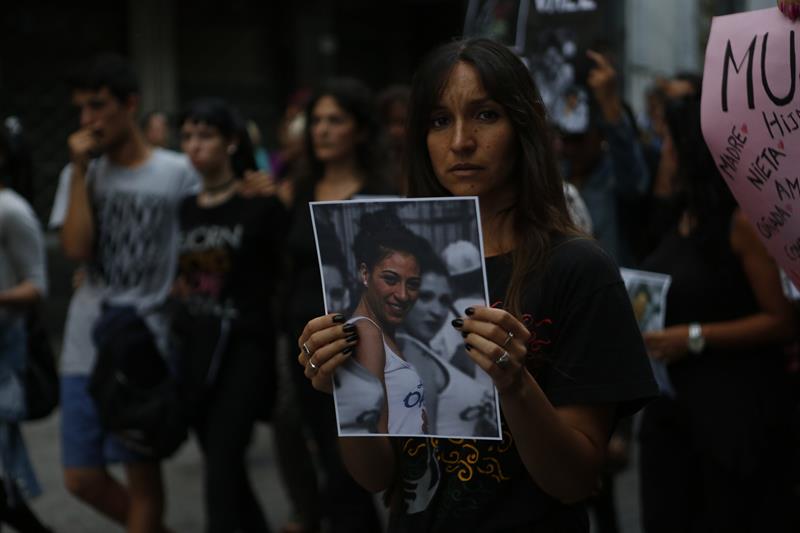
[297,313,359,394]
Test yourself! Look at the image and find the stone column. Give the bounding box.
[127,0,178,117]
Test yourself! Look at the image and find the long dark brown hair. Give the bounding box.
[302,77,384,186]
[406,38,579,317]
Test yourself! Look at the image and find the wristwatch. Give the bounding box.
[687,322,705,354]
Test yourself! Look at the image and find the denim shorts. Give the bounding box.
[60,375,147,467]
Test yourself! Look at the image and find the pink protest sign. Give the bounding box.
[701,7,800,286]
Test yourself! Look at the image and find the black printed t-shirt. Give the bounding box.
[177,193,287,335]
[389,237,657,533]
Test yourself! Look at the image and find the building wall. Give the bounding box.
[623,0,702,119]
[0,1,128,219]
[623,0,778,119]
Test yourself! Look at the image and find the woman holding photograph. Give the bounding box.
[297,38,657,531]
[336,208,429,436]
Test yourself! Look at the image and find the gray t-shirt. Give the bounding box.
[0,188,47,326]
[52,149,199,375]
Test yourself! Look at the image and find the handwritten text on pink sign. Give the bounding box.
[701,7,800,286]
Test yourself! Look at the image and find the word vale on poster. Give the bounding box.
[701,7,800,287]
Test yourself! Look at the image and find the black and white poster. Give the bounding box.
[464,0,608,130]
[310,197,502,440]
[620,267,675,397]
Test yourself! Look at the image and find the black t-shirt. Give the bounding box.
[389,237,657,533]
[176,193,287,335]
[284,179,396,329]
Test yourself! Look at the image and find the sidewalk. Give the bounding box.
[24,410,643,532]
[24,415,291,532]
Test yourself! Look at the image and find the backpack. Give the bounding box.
[24,306,59,421]
[88,304,187,459]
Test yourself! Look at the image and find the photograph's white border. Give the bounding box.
[309,196,502,440]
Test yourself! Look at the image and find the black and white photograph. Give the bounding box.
[463,0,530,54]
[310,197,501,440]
[620,268,671,334]
[620,268,674,397]
[464,1,613,132]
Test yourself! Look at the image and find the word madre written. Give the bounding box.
[702,8,800,287]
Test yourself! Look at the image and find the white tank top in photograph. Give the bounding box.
[335,359,385,434]
[348,316,427,435]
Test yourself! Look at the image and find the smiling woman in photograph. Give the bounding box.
[336,208,429,436]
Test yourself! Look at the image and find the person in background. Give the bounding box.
[639,93,796,533]
[0,129,52,533]
[1,117,35,204]
[638,73,702,261]
[270,89,310,182]
[273,77,389,533]
[174,97,286,533]
[246,120,273,173]
[429,240,488,384]
[556,49,650,267]
[377,85,410,194]
[141,110,171,149]
[58,53,197,533]
[318,222,353,315]
[397,247,498,437]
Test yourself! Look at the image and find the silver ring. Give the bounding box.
[308,358,318,371]
[495,350,511,369]
[502,330,515,348]
[302,342,313,357]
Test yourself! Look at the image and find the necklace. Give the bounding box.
[198,177,238,208]
[204,177,236,194]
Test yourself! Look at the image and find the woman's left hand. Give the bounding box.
[643,326,689,364]
[779,0,800,21]
[453,306,532,394]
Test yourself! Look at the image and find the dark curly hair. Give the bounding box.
[352,209,426,272]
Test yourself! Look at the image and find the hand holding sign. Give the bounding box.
[701,7,800,289]
[779,0,800,21]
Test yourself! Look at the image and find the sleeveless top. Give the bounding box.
[334,357,385,434]
[346,316,427,436]
[397,333,499,438]
[641,215,787,472]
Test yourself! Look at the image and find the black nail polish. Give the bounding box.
[451,318,464,328]
[343,346,354,355]
[343,323,356,333]
[346,333,359,343]
[332,314,346,324]
[465,307,475,316]
[461,331,468,338]
[465,343,473,351]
